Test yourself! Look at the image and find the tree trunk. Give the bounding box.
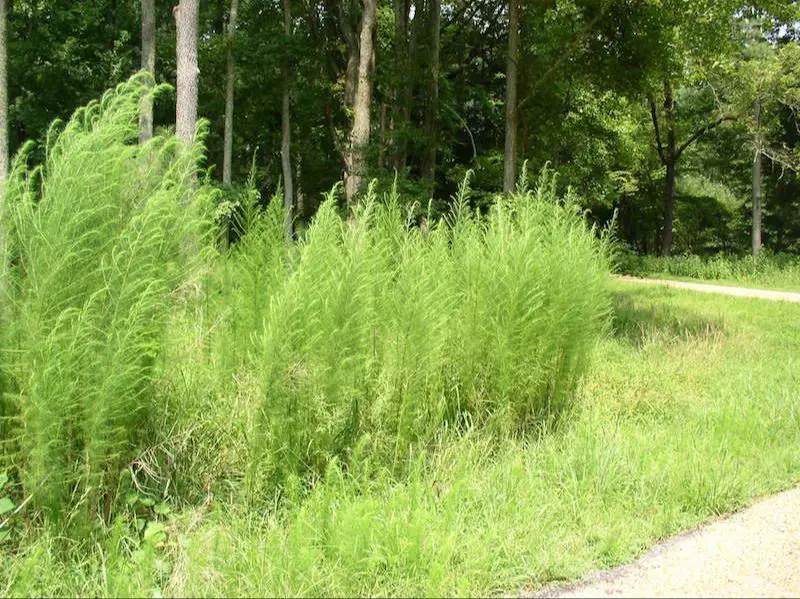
[503,0,520,193]
[281,0,293,241]
[175,0,199,145]
[660,80,677,257]
[752,101,762,257]
[344,0,378,204]
[752,145,762,257]
[222,0,239,184]
[392,0,410,171]
[139,0,156,144]
[421,0,440,189]
[662,160,676,257]
[378,102,387,170]
[0,0,7,293]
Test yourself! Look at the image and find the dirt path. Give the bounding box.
[613,275,800,303]
[529,488,800,598]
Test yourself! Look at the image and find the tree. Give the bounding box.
[729,18,800,256]
[175,0,199,145]
[421,0,441,188]
[648,83,734,256]
[503,0,520,193]
[222,0,239,184]
[139,0,156,144]
[281,0,294,240]
[344,0,377,203]
[0,0,7,293]
[392,0,411,171]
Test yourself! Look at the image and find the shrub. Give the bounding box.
[240,173,613,496]
[0,75,211,527]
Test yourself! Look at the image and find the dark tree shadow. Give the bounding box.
[612,292,726,348]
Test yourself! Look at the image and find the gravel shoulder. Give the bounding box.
[612,275,800,303]
[529,487,800,598]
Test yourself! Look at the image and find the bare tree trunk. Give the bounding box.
[378,102,387,170]
[139,0,156,144]
[503,0,520,193]
[222,0,239,184]
[752,101,762,257]
[281,0,294,241]
[662,160,676,257]
[421,0,440,189]
[0,0,7,293]
[344,0,378,204]
[392,0,410,171]
[660,80,677,257]
[175,0,199,145]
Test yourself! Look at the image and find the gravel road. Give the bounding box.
[528,480,800,596]
[613,275,800,303]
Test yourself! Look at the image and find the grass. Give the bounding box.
[3,79,800,597]
[2,283,799,597]
[617,252,800,292]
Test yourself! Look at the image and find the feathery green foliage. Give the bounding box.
[224,171,613,495]
[0,75,211,526]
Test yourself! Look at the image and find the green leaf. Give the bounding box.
[154,502,171,516]
[143,521,167,546]
[0,497,15,516]
[139,497,155,507]
[126,492,140,506]
[0,473,8,489]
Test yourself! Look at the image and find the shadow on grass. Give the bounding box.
[612,292,726,349]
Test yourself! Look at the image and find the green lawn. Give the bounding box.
[3,282,800,597]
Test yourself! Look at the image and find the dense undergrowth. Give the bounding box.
[618,251,800,291]
[4,79,800,598]
[0,78,611,543]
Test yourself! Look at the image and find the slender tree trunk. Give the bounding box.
[661,80,677,257]
[752,101,762,257]
[378,102,387,170]
[222,0,239,184]
[662,160,676,257]
[139,0,156,144]
[503,0,520,193]
[0,0,7,293]
[421,0,440,188]
[295,152,304,225]
[175,0,199,145]
[393,0,410,171]
[281,0,293,241]
[344,0,378,204]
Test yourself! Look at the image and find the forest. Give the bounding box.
[0,1,799,256]
[1,1,800,597]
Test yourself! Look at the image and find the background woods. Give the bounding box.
[0,1,798,254]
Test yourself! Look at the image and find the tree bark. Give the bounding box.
[0,0,7,295]
[222,0,239,184]
[503,0,520,193]
[281,0,294,241]
[421,0,441,188]
[392,0,410,171]
[139,0,156,144]
[344,0,378,204]
[0,0,7,179]
[752,100,762,257]
[752,146,762,258]
[175,0,199,145]
[662,161,676,257]
[660,80,677,257]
